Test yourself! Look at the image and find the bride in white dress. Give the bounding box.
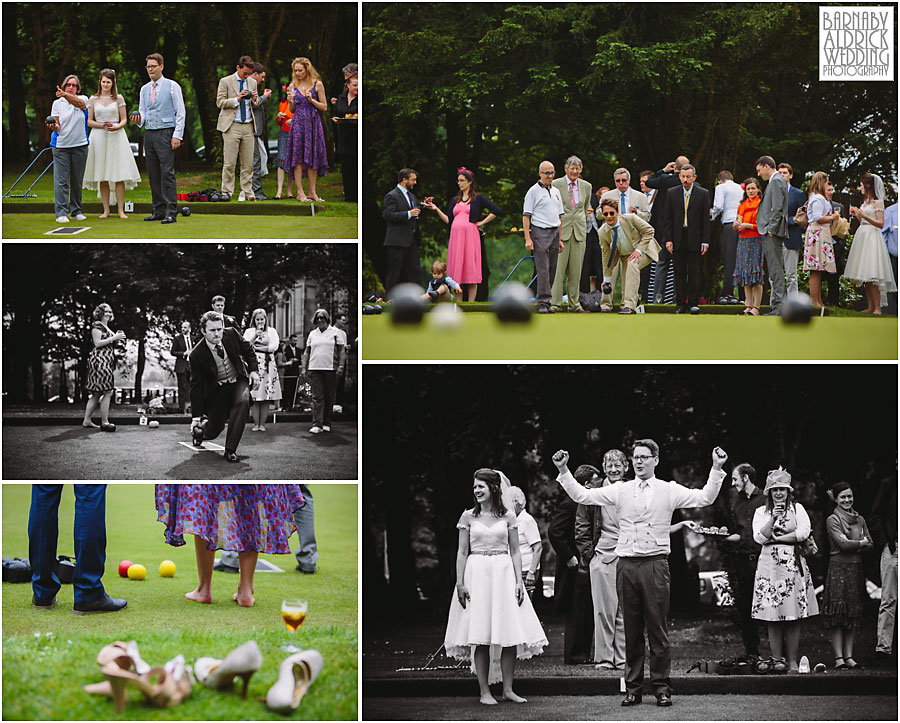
[83,69,141,218]
[444,469,547,705]
[843,172,896,313]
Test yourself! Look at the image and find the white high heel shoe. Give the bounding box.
[194,641,262,698]
[265,650,323,713]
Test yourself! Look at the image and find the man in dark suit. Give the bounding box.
[28,485,127,614]
[824,181,848,307]
[663,164,710,312]
[250,63,272,201]
[645,156,689,303]
[282,333,301,410]
[189,311,259,463]
[549,463,597,664]
[211,294,242,331]
[779,163,805,298]
[170,320,194,414]
[383,167,423,294]
[754,155,789,315]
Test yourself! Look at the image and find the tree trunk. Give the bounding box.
[184,8,219,163]
[134,333,146,400]
[4,4,28,163]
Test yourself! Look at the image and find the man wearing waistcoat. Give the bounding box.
[133,53,185,224]
[189,311,260,463]
[553,442,728,708]
[216,55,260,202]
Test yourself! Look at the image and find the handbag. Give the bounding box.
[793,204,808,228]
[831,216,850,238]
[797,533,818,558]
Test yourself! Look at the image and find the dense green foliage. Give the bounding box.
[362,3,897,293]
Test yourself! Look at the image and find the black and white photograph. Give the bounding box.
[363,364,898,720]
[2,242,357,479]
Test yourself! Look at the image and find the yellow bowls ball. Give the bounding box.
[126,563,147,580]
[158,560,176,577]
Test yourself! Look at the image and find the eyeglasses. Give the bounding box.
[601,211,616,217]
[64,83,78,88]
[539,171,555,176]
[632,455,655,462]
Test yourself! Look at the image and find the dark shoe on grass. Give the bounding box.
[33,595,56,609]
[621,693,642,706]
[656,693,672,707]
[73,593,127,615]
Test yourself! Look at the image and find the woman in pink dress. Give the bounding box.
[424,168,501,301]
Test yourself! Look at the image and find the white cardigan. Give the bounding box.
[243,326,279,353]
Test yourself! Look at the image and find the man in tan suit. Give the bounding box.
[597,198,660,314]
[551,155,593,312]
[216,55,259,201]
[599,168,652,306]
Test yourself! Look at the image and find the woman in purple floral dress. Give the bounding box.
[155,484,304,607]
[283,57,328,203]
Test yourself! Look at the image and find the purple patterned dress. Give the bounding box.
[282,86,328,176]
[155,484,304,553]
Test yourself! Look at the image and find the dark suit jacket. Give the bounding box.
[549,491,579,609]
[785,184,806,250]
[383,186,421,247]
[189,327,258,417]
[830,200,847,241]
[283,343,301,376]
[171,332,195,374]
[645,168,682,237]
[664,183,711,251]
[869,474,898,553]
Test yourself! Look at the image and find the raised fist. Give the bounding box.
[712,446,728,469]
[552,449,569,471]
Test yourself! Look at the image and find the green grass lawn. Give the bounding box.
[362,312,898,360]
[2,213,357,239]
[1,483,358,720]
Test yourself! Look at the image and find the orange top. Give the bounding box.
[736,196,760,238]
[277,100,293,133]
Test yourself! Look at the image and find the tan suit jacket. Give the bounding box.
[216,74,258,133]
[601,187,651,222]
[598,213,660,273]
[552,177,593,242]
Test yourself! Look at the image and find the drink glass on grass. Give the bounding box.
[280,598,307,653]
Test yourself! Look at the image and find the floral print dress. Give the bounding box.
[155,484,304,553]
[750,503,820,622]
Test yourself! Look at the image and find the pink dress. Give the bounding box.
[446,202,482,284]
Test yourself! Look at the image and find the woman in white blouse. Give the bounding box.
[243,308,281,432]
[301,309,345,434]
[802,172,840,307]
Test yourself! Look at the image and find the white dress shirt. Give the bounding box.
[711,179,744,223]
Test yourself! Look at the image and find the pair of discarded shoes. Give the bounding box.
[84,640,323,714]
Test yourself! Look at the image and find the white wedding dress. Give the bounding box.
[444,509,547,683]
[82,95,141,200]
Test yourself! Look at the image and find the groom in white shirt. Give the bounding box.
[552,441,728,708]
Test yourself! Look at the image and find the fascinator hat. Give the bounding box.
[457,166,474,182]
[763,466,793,494]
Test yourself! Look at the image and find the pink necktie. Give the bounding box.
[568,182,576,210]
[150,81,157,104]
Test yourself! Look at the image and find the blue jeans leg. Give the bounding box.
[72,484,107,604]
[28,485,63,602]
[293,485,317,571]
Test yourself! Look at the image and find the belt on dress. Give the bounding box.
[470,550,508,556]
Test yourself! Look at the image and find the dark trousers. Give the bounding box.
[720,223,739,298]
[309,370,337,427]
[672,236,701,307]
[339,152,357,202]
[294,484,317,571]
[176,370,191,412]
[251,135,264,198]
[145,127,176,218]
[824,237,847,306]
[201,379,250,453]
[580,230,603,293]
[531,225,560,307]
[566,569,594,661]
[727,555,760,656]
[617,555,672,697]
[385,244,420,294]
[52,145,88,218]
[28,484,107,604]
[283,373,299,410]
[888,252,899,315]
